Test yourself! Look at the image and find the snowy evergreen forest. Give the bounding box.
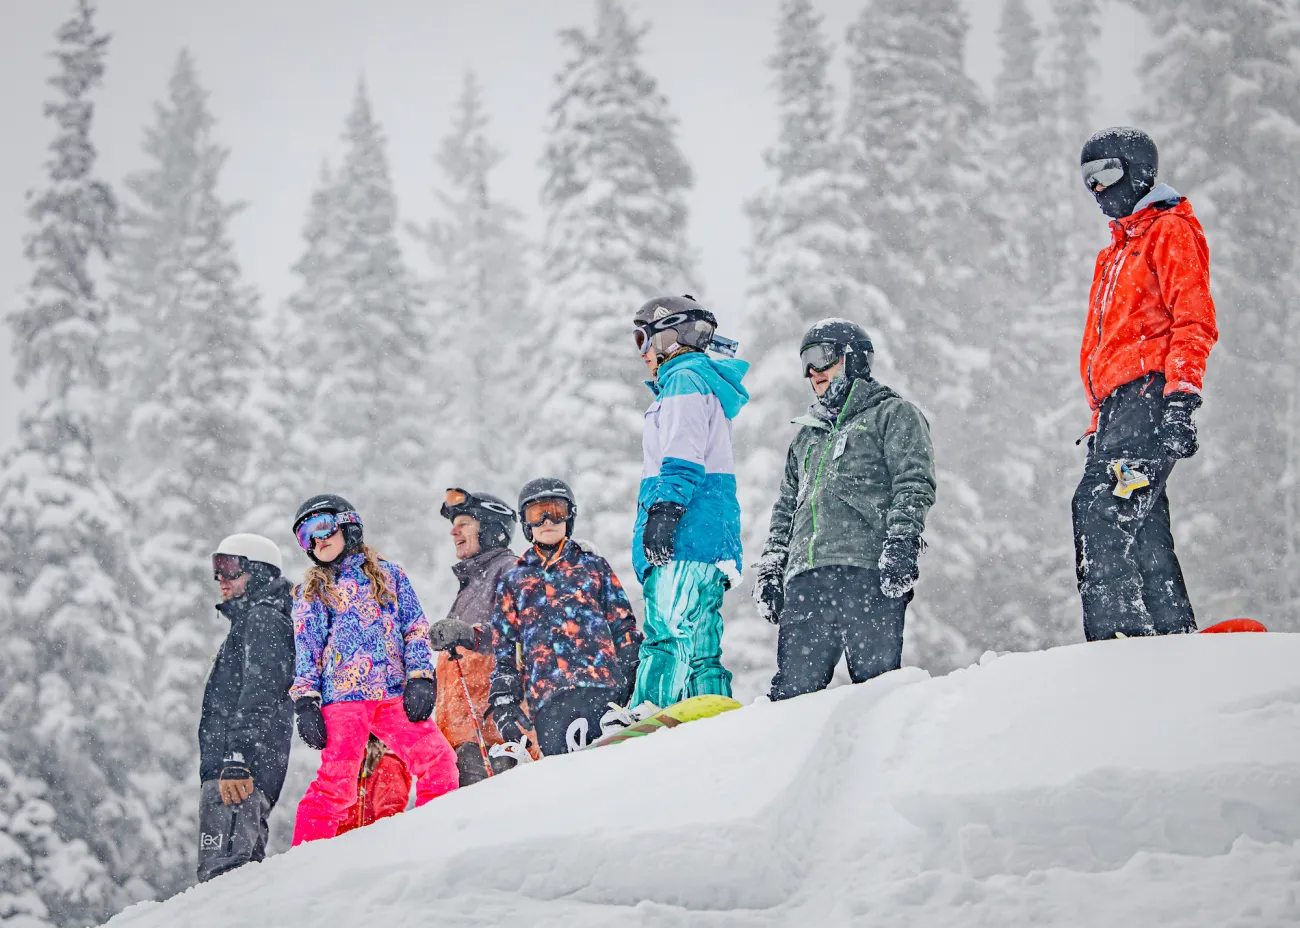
[1,0,1298,924]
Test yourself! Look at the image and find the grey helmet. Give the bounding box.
[633,294,717,361]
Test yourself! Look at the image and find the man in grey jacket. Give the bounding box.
[754,319,937,701]
[428,489,521,784]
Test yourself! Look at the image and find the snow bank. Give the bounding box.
[106,635,1300,926]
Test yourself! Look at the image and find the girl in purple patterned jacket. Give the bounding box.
[289,494,458,845]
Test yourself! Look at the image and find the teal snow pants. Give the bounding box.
[632,561,732,707]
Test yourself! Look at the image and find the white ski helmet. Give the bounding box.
[213,533,283,572]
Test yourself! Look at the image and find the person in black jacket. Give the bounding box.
[197,533,295,882]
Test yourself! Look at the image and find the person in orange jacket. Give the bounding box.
[335,736,412,836]
[1072,127,1218,642]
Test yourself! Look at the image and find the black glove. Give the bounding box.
[752,553,786,625]
[643,501,686,568]
[1159,392,1202,459]
[878,535,921,599]
[295,696,327,750]
[428,618,479,655]
[490,694,529,744]
[403,676,437,723]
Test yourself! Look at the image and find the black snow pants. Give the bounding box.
[533,686,621,756]
[1072,374,1196,641]
[197,780,273,882]
[768,565,908,702]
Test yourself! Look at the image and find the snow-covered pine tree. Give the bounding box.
[0,761,107,928]
[730,0,870,699]
[410,70,532,498]
[534,0,698,583]
[0,3,158,922]
[242,160,338,561]
[281,82,434,581]
[971,0,1083,650]
[1137,0,1300,628]
[841,0,991,669]
[100,50,266,891]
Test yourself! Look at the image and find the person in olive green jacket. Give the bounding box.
[753,318,936,701]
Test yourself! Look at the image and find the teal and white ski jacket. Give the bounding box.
[633,351,750,583]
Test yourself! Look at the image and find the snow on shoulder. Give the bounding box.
[106,635,1300,927]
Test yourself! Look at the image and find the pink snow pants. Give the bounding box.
[292,697,458,846]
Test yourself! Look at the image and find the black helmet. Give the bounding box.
[800,318,875,382]
[440,489,516,550]
[293,493,364,566]
[1080,127,1159,219]
[633,294,717,361]
[517,477,577,542]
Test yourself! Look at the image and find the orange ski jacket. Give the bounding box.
[1080,185,1218,431]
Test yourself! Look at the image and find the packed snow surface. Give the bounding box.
[107,635,1300,926]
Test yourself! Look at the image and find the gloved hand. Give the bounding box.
[642,501,686,568]
[752,553,786,625]
[218,758,254,805]
[428,618,479,654]
[490,694,530,745]
[403,676,437,723]
[295,696,327,750]
[878,535,921,599]
[1159,392,1202,459]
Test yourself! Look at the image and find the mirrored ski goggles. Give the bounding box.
[801,342,844,376]
[294,510,362,551]
[1081,157,1125,191]
[522,498,571,527]
[441,488,516,521]
[212,554,249,582]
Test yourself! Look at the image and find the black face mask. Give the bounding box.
[1092,167,1155,219]
[1083,156,1157,219]
[819,374,852,411]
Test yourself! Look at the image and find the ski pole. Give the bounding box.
[450,648,494,778]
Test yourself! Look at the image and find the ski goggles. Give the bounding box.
[440,488,516,521]
[212,554,249,582]
[522,498,571,528]
[294,510,362,551]
[1081,157,1125,191]
[801,342,844,376]
[633,309,713,355]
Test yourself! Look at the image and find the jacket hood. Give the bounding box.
[1131,182,1180,215]
[794,378,899,428]
[217,575,293,621]
[452,545,517,585]
[650,351,750,419]
[1110,183,1186,244]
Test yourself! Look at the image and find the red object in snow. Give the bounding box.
[335,753,412,836]
[1199,618,1268,634]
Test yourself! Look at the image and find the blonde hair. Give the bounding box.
[297,544,396,609]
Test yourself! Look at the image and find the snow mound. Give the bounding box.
[106,636,1300,927]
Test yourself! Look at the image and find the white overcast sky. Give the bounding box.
[0,0,1147,452]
